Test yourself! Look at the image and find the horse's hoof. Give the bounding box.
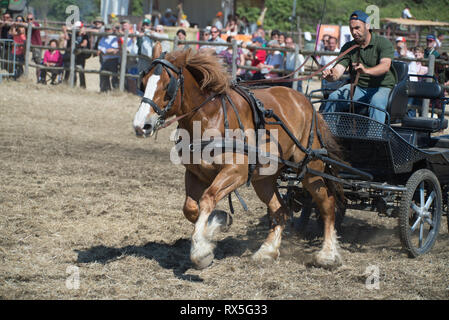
[191,251,214,270]
[251,245,279,263]
[311,251,342,269]
[208,210,233,233]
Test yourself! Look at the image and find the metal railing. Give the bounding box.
[0,39,17,82]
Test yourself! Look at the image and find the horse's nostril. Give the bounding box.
[143,124,153,131]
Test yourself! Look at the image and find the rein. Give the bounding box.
[239,44,360,86]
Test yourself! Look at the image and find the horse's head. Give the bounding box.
[133,42,184,137]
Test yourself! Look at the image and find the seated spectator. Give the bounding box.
[219,36,245,74]
[40,39,63,85]
[224,17,238,36]
[160,8,177,26]
[175,29,190,51]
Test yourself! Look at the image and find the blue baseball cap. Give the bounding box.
[426,34,436,41]
[350,10,369,23]
[252,37,264,44]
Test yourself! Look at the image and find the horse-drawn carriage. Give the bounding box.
[279,60,449,257]
[134,44,448,269]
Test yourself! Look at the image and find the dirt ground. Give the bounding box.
[0,73,448,300]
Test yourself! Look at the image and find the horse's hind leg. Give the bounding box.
[190,167,247,269]
[251,176,289,262]
[303,169,342,268]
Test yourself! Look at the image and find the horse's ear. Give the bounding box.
[153,42,162,59]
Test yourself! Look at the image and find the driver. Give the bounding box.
[322,10,396,123]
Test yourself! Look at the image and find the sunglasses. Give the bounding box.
[211,30,219,33]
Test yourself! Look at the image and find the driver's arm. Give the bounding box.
[322,63,346,82]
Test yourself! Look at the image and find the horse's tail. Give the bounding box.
[316,114,346,209]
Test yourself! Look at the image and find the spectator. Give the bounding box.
[175,29,190,51]
[424,34,440,59]
[437,52,449,96]
[62,23,91,88]
[436,33,444,49]
[410,46,428,76]
[219,35,245,74]
[212,12,224,30]
[40,39,63,85]
[224,17,238,36]
[9,24,26,79]
[270,29,280,42]
[264,40,283,79]
[200,28,211,42]
[278,33,286,47]
[98,24,120,92]
[402,6,413,19]
[254,27,267,46]
[153,25,171,53]
[136,18,153,80]
[320,36,341,96]
[318,34,330,52]
[247,36,267,80]
[238,16,251,35]
[176,3,190,28]
[285,35,304,92]
[26,13,43,83]
[201,26,226,55]
[0,12,13,44]
[120,19,138,94]
[160,8,177,26]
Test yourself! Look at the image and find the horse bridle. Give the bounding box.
[140,53,184,124]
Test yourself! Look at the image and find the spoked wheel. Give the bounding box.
[399,169,442,257]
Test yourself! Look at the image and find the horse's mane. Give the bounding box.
[167,49,230,94]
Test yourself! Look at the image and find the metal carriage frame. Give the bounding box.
[277,61,449,257]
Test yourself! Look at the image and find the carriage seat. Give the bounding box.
[401,79,447,132]
[386,61,409,123]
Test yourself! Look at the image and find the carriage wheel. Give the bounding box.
[399,169,442,257]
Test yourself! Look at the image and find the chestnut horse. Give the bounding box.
[133,43,343,269]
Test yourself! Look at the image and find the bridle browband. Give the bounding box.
[140,52,184,124]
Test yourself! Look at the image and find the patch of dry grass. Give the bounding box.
[0,79,448,300]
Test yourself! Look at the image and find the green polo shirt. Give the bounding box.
[337,32,396,88]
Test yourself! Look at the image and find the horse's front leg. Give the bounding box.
[190,165,247,269]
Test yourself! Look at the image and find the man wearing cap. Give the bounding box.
[247,36,267,80]
[322,10,396,123]
[424,34,440,59]
[201,26,226,55]
[161,8,177,26]
[98,24,120,92]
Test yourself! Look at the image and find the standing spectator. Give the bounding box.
[320,36,343,97]
[9,24,26,79]
[201,26,226,55]
[212,12,224,30]
[402,6,413,19]
[436,33,444,49]
[120,19,139,94]
[153,25,171,53]
[40,39,63,85]
[407,47,429,116]
[285,35,304,92]
[26,13,43,83]
[98,24,120,92]
[136,18,153,80]
[175,29,190,51]
[0,11,13,40]
[394,37,414,59]
[424,34,440,59]
[160,8,177,26]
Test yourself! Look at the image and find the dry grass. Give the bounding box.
[0,77,448,300]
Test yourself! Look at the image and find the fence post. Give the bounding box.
[119,29,129,92]
[422,54,435,116]
[24,23,32,76]
[173,36,179,51]
[69,26,76,88]
[231,39,238,80]
[292,44,300,91]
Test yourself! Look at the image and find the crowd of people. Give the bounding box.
[0,5,448,99]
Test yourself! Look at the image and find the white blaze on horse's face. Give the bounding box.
[133,74,161,137]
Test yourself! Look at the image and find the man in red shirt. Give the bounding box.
[26,13,42,83]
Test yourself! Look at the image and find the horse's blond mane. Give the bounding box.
[167,49,230,94]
